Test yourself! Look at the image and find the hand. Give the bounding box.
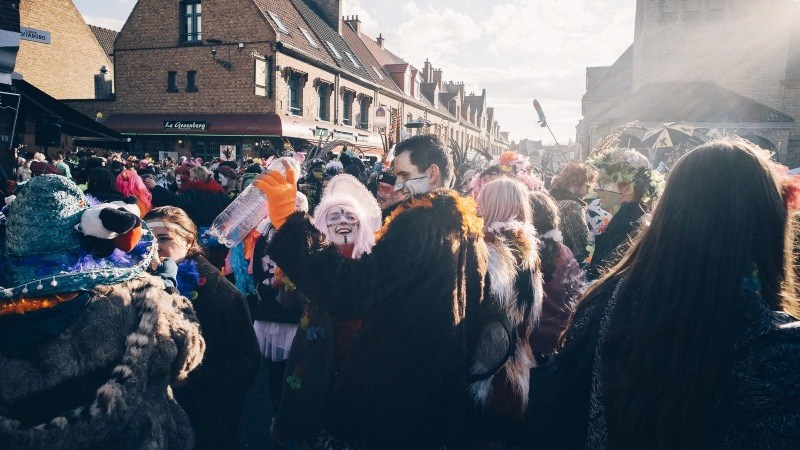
[144,178,157,190]
[253,161,297,229]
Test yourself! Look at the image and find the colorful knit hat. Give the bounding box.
[1,175,156,301]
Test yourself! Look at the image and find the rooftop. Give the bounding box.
[88,25,118,58]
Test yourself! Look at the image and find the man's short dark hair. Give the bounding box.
[394,135,454,188]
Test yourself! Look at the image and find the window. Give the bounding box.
[344,51,360,68]
[342,90,354,125]
[268,11,290,34]
[255,59,267,97]
[358,97,371,130]
[299,27,318,47]
[186,70,198,92]
[372,66,384,80]
[167,71,178,92]
[181,1,202,43]
[288,73,303,115]
[326,41,342,59]
[318,84,331,121]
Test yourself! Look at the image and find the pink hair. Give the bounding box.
[116,170,152,213]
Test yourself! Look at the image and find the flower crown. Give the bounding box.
[588,147,664,200]
[472,151,544,194]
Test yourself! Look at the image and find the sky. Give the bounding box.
[73,0,636,145]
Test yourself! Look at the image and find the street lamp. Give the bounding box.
[205,38,232,71]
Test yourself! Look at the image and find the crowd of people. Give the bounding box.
[0,134,798,449]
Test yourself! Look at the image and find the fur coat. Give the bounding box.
[267,190,489,449]
[468,226,543,442]
[0,276,206,450]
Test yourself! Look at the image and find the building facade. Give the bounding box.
[578,0,800,164]
[68,0,509,161]
[15,0,114,99]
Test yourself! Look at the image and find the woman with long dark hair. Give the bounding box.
[528,139,800,448]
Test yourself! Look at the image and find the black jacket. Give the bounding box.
[173,256,261,449]
[151,182,229,228]
[251,231,304,324]
[588,201,645,280]
[268,190,488,449]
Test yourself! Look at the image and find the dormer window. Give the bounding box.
[345,52,360,68]
[180,1,202,43]
[299,27,318,47]
[268,11,290,34]
[326,41,342,60]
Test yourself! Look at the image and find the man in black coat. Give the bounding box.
[260,135,490,449]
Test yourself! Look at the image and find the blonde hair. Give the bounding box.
[189,166,213,182]
[477,176,532,227]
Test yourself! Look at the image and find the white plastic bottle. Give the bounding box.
[207,183,268,247]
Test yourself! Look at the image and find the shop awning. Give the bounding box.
[103,113,384,150]
[10,79,123,139]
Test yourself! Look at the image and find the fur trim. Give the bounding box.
[376,189,483,242]
[0,276,205,449]
[469,229,543,416]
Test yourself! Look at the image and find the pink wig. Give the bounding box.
[116,170,152,213]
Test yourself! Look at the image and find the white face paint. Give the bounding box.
[219,174,229,187]
[325,206,361,246]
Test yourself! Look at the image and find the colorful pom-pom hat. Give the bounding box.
[0,175,156,302]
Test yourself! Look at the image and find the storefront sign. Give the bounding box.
[163,120,207,132]
[20,27,50,44]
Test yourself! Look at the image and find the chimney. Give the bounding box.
[423,59,432,83]
[304,0,342,34]
[376,33,384,48]
[343,15,361,33]
[433,69,442,89]
[94,66,113,100]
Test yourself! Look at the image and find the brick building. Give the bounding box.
[15,0,114,99]
[68,0,509,161]
[0,0,122,176]
[578,0,800,164]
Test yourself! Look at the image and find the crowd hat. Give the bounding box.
[1,175,155,302]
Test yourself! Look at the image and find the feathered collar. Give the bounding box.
[539,228,563,244]
[375,189,483,241]
[180,180,224,194]
[485,220,537,239]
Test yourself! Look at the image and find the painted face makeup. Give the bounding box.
[325,206,361,246]
[377,182,404,210]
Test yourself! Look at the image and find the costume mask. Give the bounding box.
[325,206,361,246]
[219,174,228,187]
[394,175,430,196]
[312,167,325,181]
